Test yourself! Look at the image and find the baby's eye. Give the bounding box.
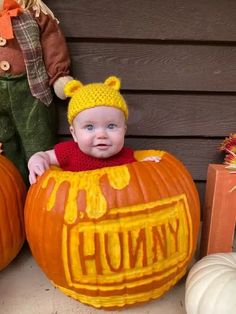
[84,124,94,131]
[107,123,117,129]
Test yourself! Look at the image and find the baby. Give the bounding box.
[28,76,161,184]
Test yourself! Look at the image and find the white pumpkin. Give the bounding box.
[185,253,236,314]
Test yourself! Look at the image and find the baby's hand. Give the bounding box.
[28,152,50,185]
[142,156,162,163]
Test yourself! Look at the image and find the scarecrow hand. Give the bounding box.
[53,75,74,100]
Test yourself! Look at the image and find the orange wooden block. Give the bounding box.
[200,164,236,257]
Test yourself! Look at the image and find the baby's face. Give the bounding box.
[70,106,127,159]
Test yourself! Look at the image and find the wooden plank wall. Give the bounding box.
[47,0,236,207]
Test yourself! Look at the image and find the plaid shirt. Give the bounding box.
[12,11,52,106]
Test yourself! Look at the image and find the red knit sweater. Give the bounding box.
[54,141,136,171]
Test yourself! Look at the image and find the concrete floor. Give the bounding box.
[0,244,187,314]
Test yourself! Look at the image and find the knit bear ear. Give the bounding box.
[104,76,121,90]
[64,80,83,97]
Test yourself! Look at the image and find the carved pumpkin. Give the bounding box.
[0,155,26,270]
[24,150,200,309]
[185,253,236,314]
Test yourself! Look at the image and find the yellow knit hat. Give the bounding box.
[64,76,128,124]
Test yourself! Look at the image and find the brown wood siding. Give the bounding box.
[49,1,235,209]
[47,0,236,41]
[68,42,236,92]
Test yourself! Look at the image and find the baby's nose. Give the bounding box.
[96,128,107,138]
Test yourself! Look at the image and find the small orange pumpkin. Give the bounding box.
[24,150,200,309]
[0,155,26,270]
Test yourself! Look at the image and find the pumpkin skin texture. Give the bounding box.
[185,253,236,314]
[0,155,26,270]
[24,150,200,309]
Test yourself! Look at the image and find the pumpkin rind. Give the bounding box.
[0,155,26,270]
[185,253,236,314]
[24,150,200,308]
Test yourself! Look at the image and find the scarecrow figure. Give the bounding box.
[0,0,72,183]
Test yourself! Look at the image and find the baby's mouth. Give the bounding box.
[95,144,111,149]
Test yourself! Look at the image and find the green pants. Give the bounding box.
[0,74,56,185]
